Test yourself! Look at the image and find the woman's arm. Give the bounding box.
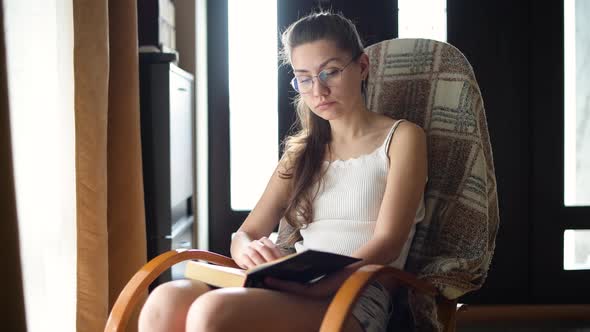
[354,121,427,265]
[230,159,293,269]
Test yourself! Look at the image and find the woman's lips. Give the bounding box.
[316,101,336,110]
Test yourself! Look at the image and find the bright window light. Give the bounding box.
[564,0,590,206]
[228,0,278,211]
[196,0,209,249]
[564,230,590,270]
[4,0,76,330]
[398,0,447,42]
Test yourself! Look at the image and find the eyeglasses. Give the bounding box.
[290,55,359,94]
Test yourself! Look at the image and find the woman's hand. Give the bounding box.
[264,267,356,299]
[234,236,285,269]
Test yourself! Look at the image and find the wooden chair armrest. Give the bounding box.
[319,264,439,332]
[104,249,237,332]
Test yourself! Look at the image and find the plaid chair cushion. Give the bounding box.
[365,38,499,331]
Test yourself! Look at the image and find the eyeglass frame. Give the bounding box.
[290,53,362,94]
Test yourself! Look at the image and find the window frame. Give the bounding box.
[530,0,590,302]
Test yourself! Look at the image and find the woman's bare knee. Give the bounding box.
[138,279,211,332]
[185,289,232,332]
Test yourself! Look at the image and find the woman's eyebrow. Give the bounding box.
[293,57,342,73]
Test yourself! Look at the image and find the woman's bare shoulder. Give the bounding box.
[375,114,424,131]
[398,119,425,133]
[374,114,426,140]
[387,119,427,154]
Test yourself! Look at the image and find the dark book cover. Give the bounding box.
[244,249,361,287]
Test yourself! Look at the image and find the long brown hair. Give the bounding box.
[278,11,365,246]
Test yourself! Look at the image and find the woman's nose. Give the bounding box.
[312,79,329,96]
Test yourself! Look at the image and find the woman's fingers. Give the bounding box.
[250,236,282,262]
[259,237,283,258]
[239,237,284,269]
[237,254,256,269]
[250,240,278,262]
[245,246,266,265]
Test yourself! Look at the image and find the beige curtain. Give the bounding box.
[73,0,147,331]
[0,3,27,331]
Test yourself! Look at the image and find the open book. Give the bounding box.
[184,249,361,288]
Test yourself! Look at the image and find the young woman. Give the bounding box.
[138,11,427,332]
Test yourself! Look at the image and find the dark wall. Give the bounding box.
[207,0,236,255]
[137,0,158,47]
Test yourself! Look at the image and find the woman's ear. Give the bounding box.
[358,53,370,80]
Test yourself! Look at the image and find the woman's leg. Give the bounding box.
[138,279,212,332]
[185,287,363,332]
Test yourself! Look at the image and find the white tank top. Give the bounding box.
[294,119,425,269]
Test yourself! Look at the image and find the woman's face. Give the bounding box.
[290,39,368,121]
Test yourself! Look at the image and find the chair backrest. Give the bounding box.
[365,38,499,330]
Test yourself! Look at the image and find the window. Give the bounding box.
[564,230,590,270]
[563,0,590,271]
[398,0,447,42]
[564,0,590,206]
[228,0,278,211]
[4,0,76,329]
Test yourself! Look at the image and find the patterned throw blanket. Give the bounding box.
[365,38,500,331]
[277,38,499,331]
